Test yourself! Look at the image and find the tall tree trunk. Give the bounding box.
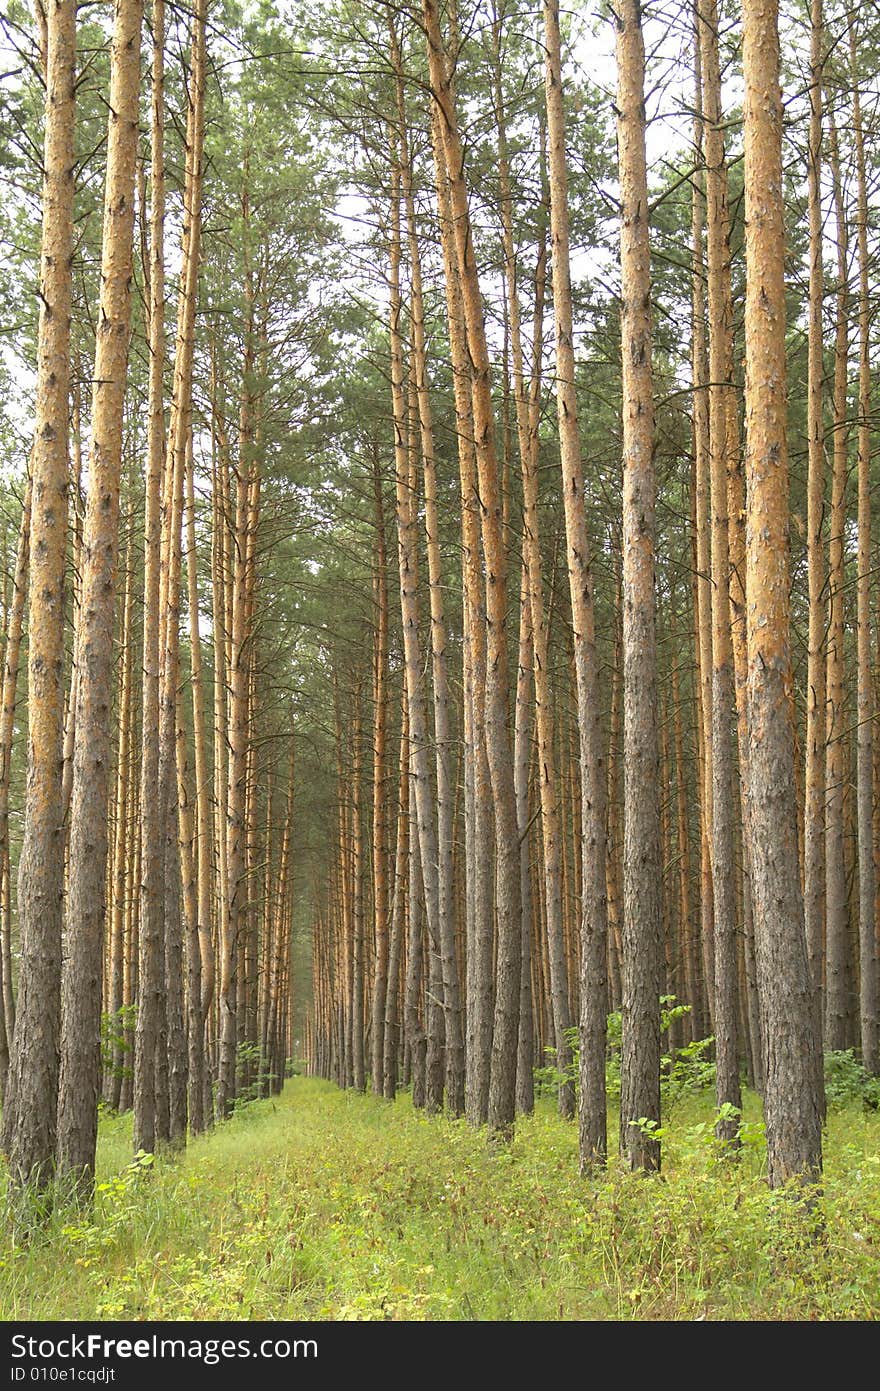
[848,16,877,1074]
[617,0,662,1173]
[690,21,715,1037]
[513,560,535,1116]
[219,170,257,1117]
[106,545,134,1108]
[741,0,823,1187]
[350,683,365,1092]
[404,751,427,1110]
[383,695,409,1101]
[210,393,231,1117]
[698,0,742,1147]
[543,0,608,1162]
[134,0,167,1158]
[803,0,826,1076]
[606,574,625,1015]
[58,0,143,1195]
[395,59,464,1115]
[370,452,390,1095]
[491,15,570,1124]
[490,15,565,1122]
[0,481,30,1100]
[2,0,75,1202]
[670,633,696,1039]
[388,142,444,1113]
[181,0,212,1078]
[824,115,849,1054]
[424,0,521,1139]
[429,103,493,1127]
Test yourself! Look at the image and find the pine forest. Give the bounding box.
[0,0,879,1327]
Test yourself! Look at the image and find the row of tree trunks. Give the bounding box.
[300,0,841,1199]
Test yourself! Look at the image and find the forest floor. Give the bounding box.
[1,1077,879,1320]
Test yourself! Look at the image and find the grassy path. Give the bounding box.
[1,1077,879,1319]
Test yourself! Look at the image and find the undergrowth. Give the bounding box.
[1,1078,878,1320]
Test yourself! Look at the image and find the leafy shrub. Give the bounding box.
[824,1050,880,1110]
[233,1041,278,1107]
[100,1003,136,1082]
[536,996,716,1114]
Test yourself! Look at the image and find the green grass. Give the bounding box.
[1,1077,879,1319]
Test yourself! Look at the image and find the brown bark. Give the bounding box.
[543,0,608,1163]
[803,0,826,1063]
[392,36,464,1112]
[383,695,409,1100]
[350,683,365,1092]
[513,560,535,1116]
[606,575,624,1015]
[423,0,520,1139]
[849,16,877,1074]
[741,0,823,1186]
[670,641,695,1042]
[388,143,444,1112]
[690,22,715,1036]
[2,0,75,1200]
[58,0,143,1194]
[106,543,134,1109]
[0,481,30,1099]
[429,102,493,1127]
[617,0,663,1173]
[182,0,212,1044]
[824,115,849,1053]
[698,0,742,1146]
[370,452,390,1095]
[134,0,167,1157]
[210,385,231,1115]
[404,750,427,1110]
[219,169,257,1117]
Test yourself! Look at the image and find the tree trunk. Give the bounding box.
[617,0,662,1173]
[383,696,409,1100]
[388,143,444,1113]
[848,16,877,1074]
[803,0,826,1078]
[389,31,463,1115]
[106,545,134,1109]
[690,22,715,1036]
[543,0,608,1163]
[350,683,365,1092]
[134,0,167,1158]
[58,0,143,1195]
[423,0,520,1140]
[370,452,390,1095]
[0,481,30,1101]
[2,0,75,1204]
[741,0,823,1187]
[698,0,742,1147]
[824,115,849,1054]
[429,102,494,1127]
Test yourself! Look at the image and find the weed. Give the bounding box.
[1,1078,878,1320]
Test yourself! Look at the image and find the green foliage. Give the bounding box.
[234,1041,278,1106]
[662,1034,716,1113]
[100,1005,137,1083]
[824,1051,880,1111]
[541,997,717,1114]
[1,1079,878,1320]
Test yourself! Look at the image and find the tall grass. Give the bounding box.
[1,1078,878,1319]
